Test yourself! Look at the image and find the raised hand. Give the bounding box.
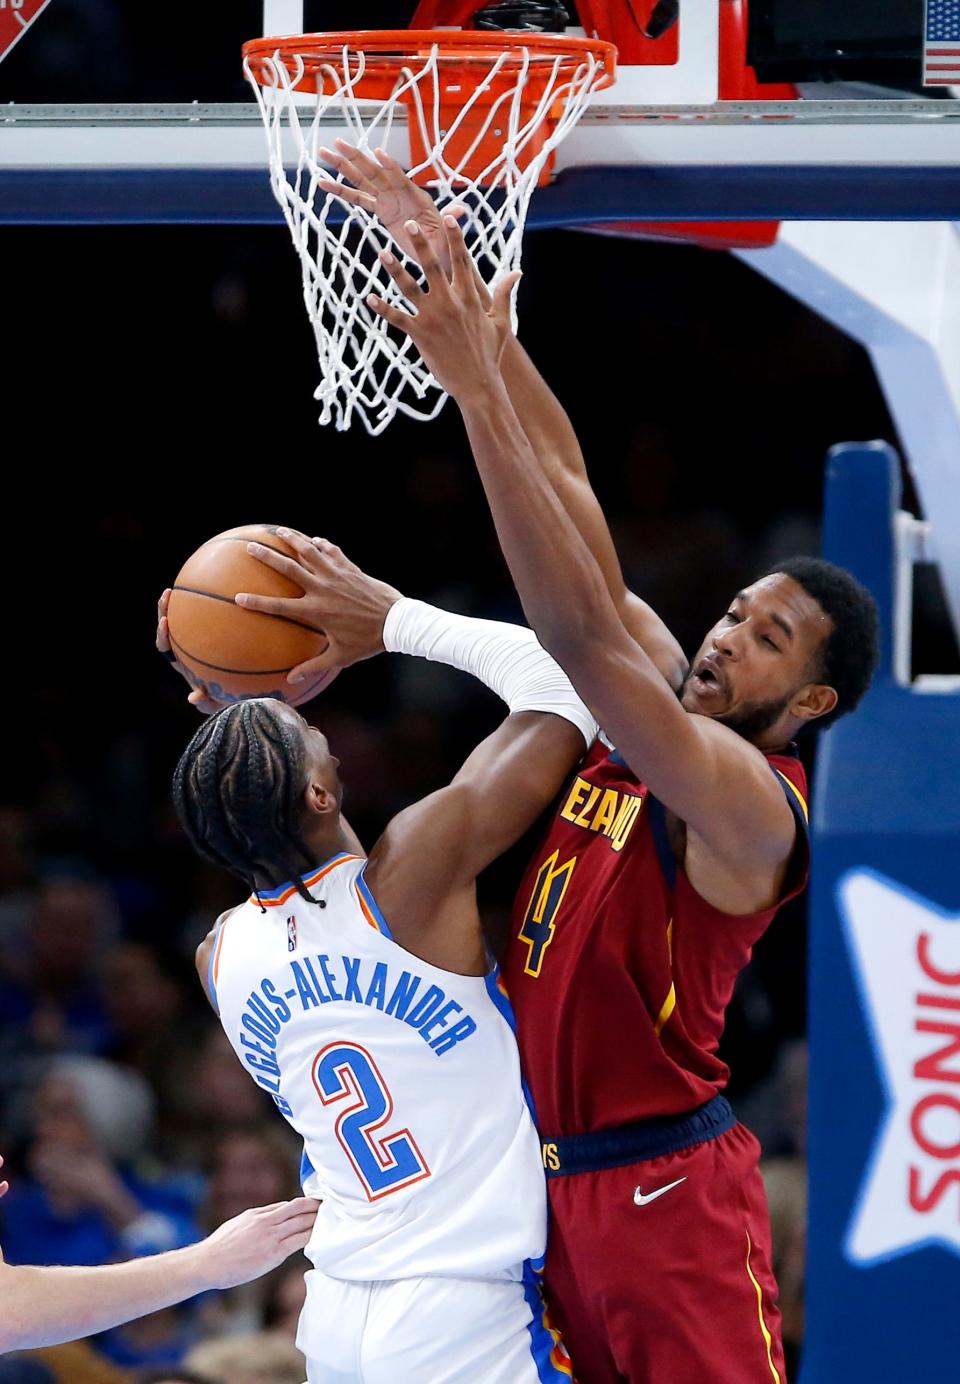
[156,590,229,716]
[236,528,402,686]
[368,216,519,403]
[317,139,466,271]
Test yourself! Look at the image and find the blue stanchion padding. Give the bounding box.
[804,442,960,1382]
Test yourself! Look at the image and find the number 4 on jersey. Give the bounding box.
[518,850,577,978]
[313,1042,431,1201]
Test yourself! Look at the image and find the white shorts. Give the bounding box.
[296,1265,573,1384]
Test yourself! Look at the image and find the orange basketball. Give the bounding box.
[166,525,338,706]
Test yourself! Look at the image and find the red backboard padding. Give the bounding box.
[582,220,780,248]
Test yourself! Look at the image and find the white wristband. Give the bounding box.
[383,597,597,748]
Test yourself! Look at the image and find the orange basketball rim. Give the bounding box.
[242,29,616,187]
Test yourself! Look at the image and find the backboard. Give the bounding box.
[0,0,958,224]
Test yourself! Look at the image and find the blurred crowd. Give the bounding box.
[3,9,957,1380]
[0,847,311,1381]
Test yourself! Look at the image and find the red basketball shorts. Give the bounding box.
[542,1120,785,1384]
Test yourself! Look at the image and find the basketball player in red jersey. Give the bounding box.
[340,183,879,1382]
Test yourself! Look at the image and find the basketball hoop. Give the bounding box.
[243,30,615,434]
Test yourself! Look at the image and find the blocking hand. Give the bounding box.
[368,216,519,403]
[317,138,466,272]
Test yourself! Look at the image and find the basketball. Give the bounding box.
[166,524,338,706]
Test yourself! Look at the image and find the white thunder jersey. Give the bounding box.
[210,852,547,1281]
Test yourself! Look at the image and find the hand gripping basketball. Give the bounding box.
[236,529,402,685]
[368,218,520,404]
[156,590,229,716]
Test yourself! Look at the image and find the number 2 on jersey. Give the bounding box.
[518,849,577,978]
[312,1042,431,1201]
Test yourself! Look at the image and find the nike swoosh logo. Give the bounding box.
[633,1177,687,1206]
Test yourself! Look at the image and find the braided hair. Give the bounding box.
[172,700,324,908]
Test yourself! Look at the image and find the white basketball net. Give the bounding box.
[244,38,609,434]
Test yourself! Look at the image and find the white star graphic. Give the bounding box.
[840,870,960,1266]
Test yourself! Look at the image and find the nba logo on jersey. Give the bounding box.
[287,915,297,952]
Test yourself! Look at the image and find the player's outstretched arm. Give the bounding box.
[315,140,685,688]
[368,219,796,877]
[498,337,687,689]
[0,1162,318,1354]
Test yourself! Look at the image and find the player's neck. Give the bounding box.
[301,821,356,869]
[251,825,356,894]
[751,721,800,755]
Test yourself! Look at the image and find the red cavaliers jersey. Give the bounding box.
[504,738,809,1135]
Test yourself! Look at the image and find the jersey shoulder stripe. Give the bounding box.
[207,908,236,1016]
[773,767,809,831]
[355,865,393,938]
[207,921,222,1016]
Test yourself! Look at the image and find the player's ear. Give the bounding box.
[792,682,838,723]
[303,780,337,817]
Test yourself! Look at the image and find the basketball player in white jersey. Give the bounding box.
[168,561,598,1384]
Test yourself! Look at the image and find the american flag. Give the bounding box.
[923,0,960,85]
